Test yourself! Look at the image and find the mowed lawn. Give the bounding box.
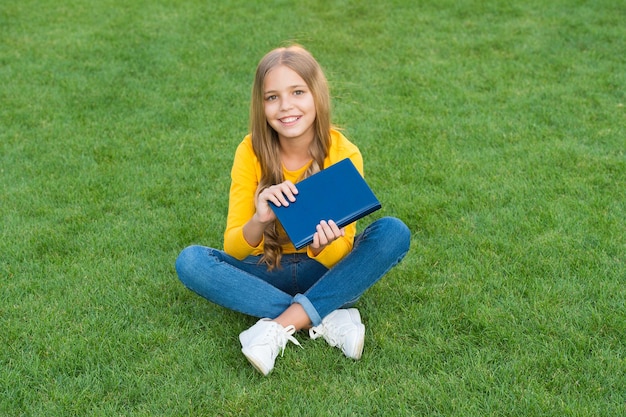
[1,0,624,416]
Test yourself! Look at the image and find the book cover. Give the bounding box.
[270,158,382,250]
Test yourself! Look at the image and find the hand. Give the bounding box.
[310,220,345,251]
[254,180,298,224]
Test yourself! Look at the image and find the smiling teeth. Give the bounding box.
[281,117,299,123]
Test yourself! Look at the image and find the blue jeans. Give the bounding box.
[175,217,410,326]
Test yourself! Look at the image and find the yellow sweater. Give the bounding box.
[224,129,363,268]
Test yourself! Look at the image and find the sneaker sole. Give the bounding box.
[346,309,365,360]
[239,330,272,376]
[241,347,271,376]
[347,323,365,360]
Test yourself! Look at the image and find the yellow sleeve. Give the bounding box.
[223,137,262,259]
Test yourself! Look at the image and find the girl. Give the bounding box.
[175,45,410,375]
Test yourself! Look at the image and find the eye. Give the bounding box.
[293,90,305,96]
[265,95,277,101]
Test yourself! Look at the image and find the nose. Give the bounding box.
[280,95,293,111]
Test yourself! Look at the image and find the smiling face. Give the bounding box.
[263,65,317,146]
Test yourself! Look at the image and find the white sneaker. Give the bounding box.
[239,319,301,375]
[309,308,365,360]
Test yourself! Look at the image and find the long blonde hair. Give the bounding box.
[250,45,332,269]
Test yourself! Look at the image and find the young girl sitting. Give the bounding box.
[175,45,410,375]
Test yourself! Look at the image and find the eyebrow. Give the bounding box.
[264,85,308,94]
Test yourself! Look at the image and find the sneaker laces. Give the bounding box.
[309,322,340,347]
[270,324,302,356]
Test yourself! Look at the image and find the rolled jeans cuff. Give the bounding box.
[293,293,322,326]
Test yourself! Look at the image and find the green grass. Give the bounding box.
[2,0,625,415]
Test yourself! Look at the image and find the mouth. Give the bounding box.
[279,116,301,125]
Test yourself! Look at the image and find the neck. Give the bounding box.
[279,136,313,171]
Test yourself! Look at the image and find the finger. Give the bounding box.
[260,188,282,207]
[311,231,321,249]
[264,185,291,207]
[274,189,292,206]
[266,194,284,208]
[320,220,339,240]
[327,220,342,237]
[284,180,298,195]
[279,181,298,203]
[316,223,330,246]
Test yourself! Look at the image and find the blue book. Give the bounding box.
[271,158,382,250]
